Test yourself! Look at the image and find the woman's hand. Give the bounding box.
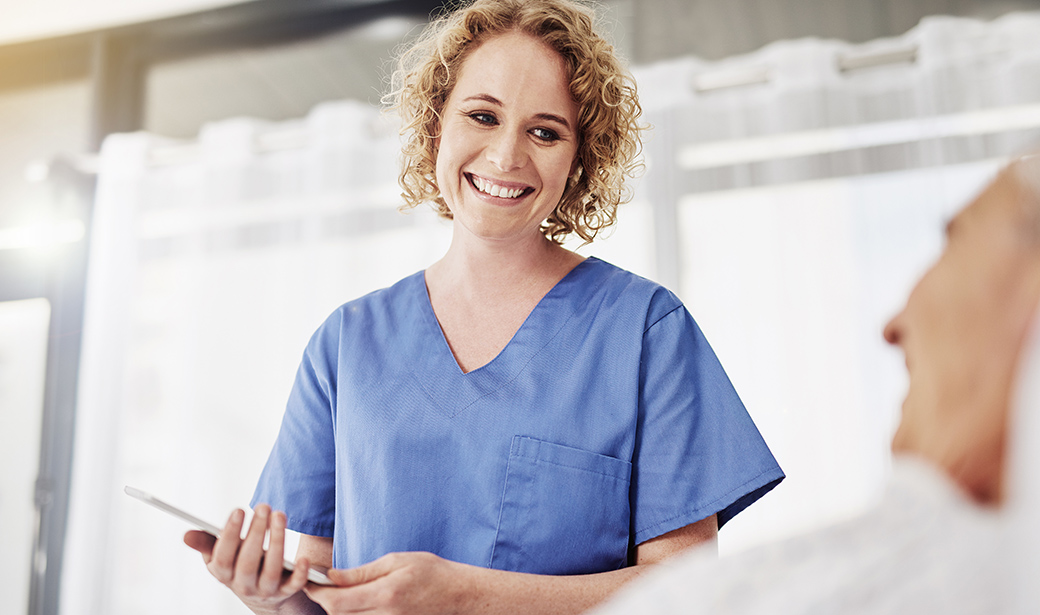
[183,504,315,615]
[304,551,475,615]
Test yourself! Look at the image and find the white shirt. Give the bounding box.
[590,457,1006,615]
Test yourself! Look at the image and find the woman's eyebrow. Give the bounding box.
[463,93,503,106]
[533,112,572,131]
[462,93,572,131]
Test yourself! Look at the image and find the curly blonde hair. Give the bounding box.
[386,0,644,244]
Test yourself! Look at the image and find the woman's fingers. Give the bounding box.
[209,509,246,584]
[190,505,309,612]
[233,504,271,591]
[283,556,312,596]
[183,530,216,561]
[258,510,288,595]
[305,557,394,611]
[306,552,461,614]
[327,555,395,587]
[193,506,304,594]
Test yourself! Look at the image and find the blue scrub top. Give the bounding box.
[253,257,783,574]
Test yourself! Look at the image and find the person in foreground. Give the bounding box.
[183,1,783,613]
[588,154,1040,614]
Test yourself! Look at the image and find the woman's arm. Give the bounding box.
[635,513,717,564]
[303,514,717,615]
[296,534,334,570]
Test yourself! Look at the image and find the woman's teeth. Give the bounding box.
[472,175,525,199]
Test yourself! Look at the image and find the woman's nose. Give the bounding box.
[486,130,526,172]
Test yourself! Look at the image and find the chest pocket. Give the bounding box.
[490,436,632,575]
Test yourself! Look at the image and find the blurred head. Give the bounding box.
[884,156,1040,505]
[388,0,644,244]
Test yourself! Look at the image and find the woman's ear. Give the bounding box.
[568,159,583,187]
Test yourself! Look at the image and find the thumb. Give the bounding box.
[327,554,398,587]
[183,530,216,560]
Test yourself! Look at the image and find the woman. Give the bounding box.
[185,1,783,613]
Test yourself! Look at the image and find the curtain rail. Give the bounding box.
[678,103,1040,169]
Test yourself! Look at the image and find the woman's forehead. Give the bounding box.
[451,32,574,115]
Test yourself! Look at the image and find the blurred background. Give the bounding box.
[2,0,1040,614]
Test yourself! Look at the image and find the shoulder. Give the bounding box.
[307,270,425,348]
[578,257,684,331]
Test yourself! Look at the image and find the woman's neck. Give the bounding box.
[427,230,584,298]
[422,229,586,373]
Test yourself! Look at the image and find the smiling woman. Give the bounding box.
[181,2,784,614]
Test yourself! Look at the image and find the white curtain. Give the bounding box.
[63,11,1040,615]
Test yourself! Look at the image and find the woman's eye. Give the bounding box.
[469,112,496,125]
[532,128,560,142]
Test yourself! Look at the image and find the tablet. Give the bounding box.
[124,486,333,586]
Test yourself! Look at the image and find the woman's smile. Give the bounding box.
[466,173,534,202]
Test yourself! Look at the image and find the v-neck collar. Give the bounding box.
[409,256,599,418]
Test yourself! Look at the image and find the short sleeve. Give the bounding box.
[250,316,339,537]
[632,298,783,544]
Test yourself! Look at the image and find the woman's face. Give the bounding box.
[435,30,579,246]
